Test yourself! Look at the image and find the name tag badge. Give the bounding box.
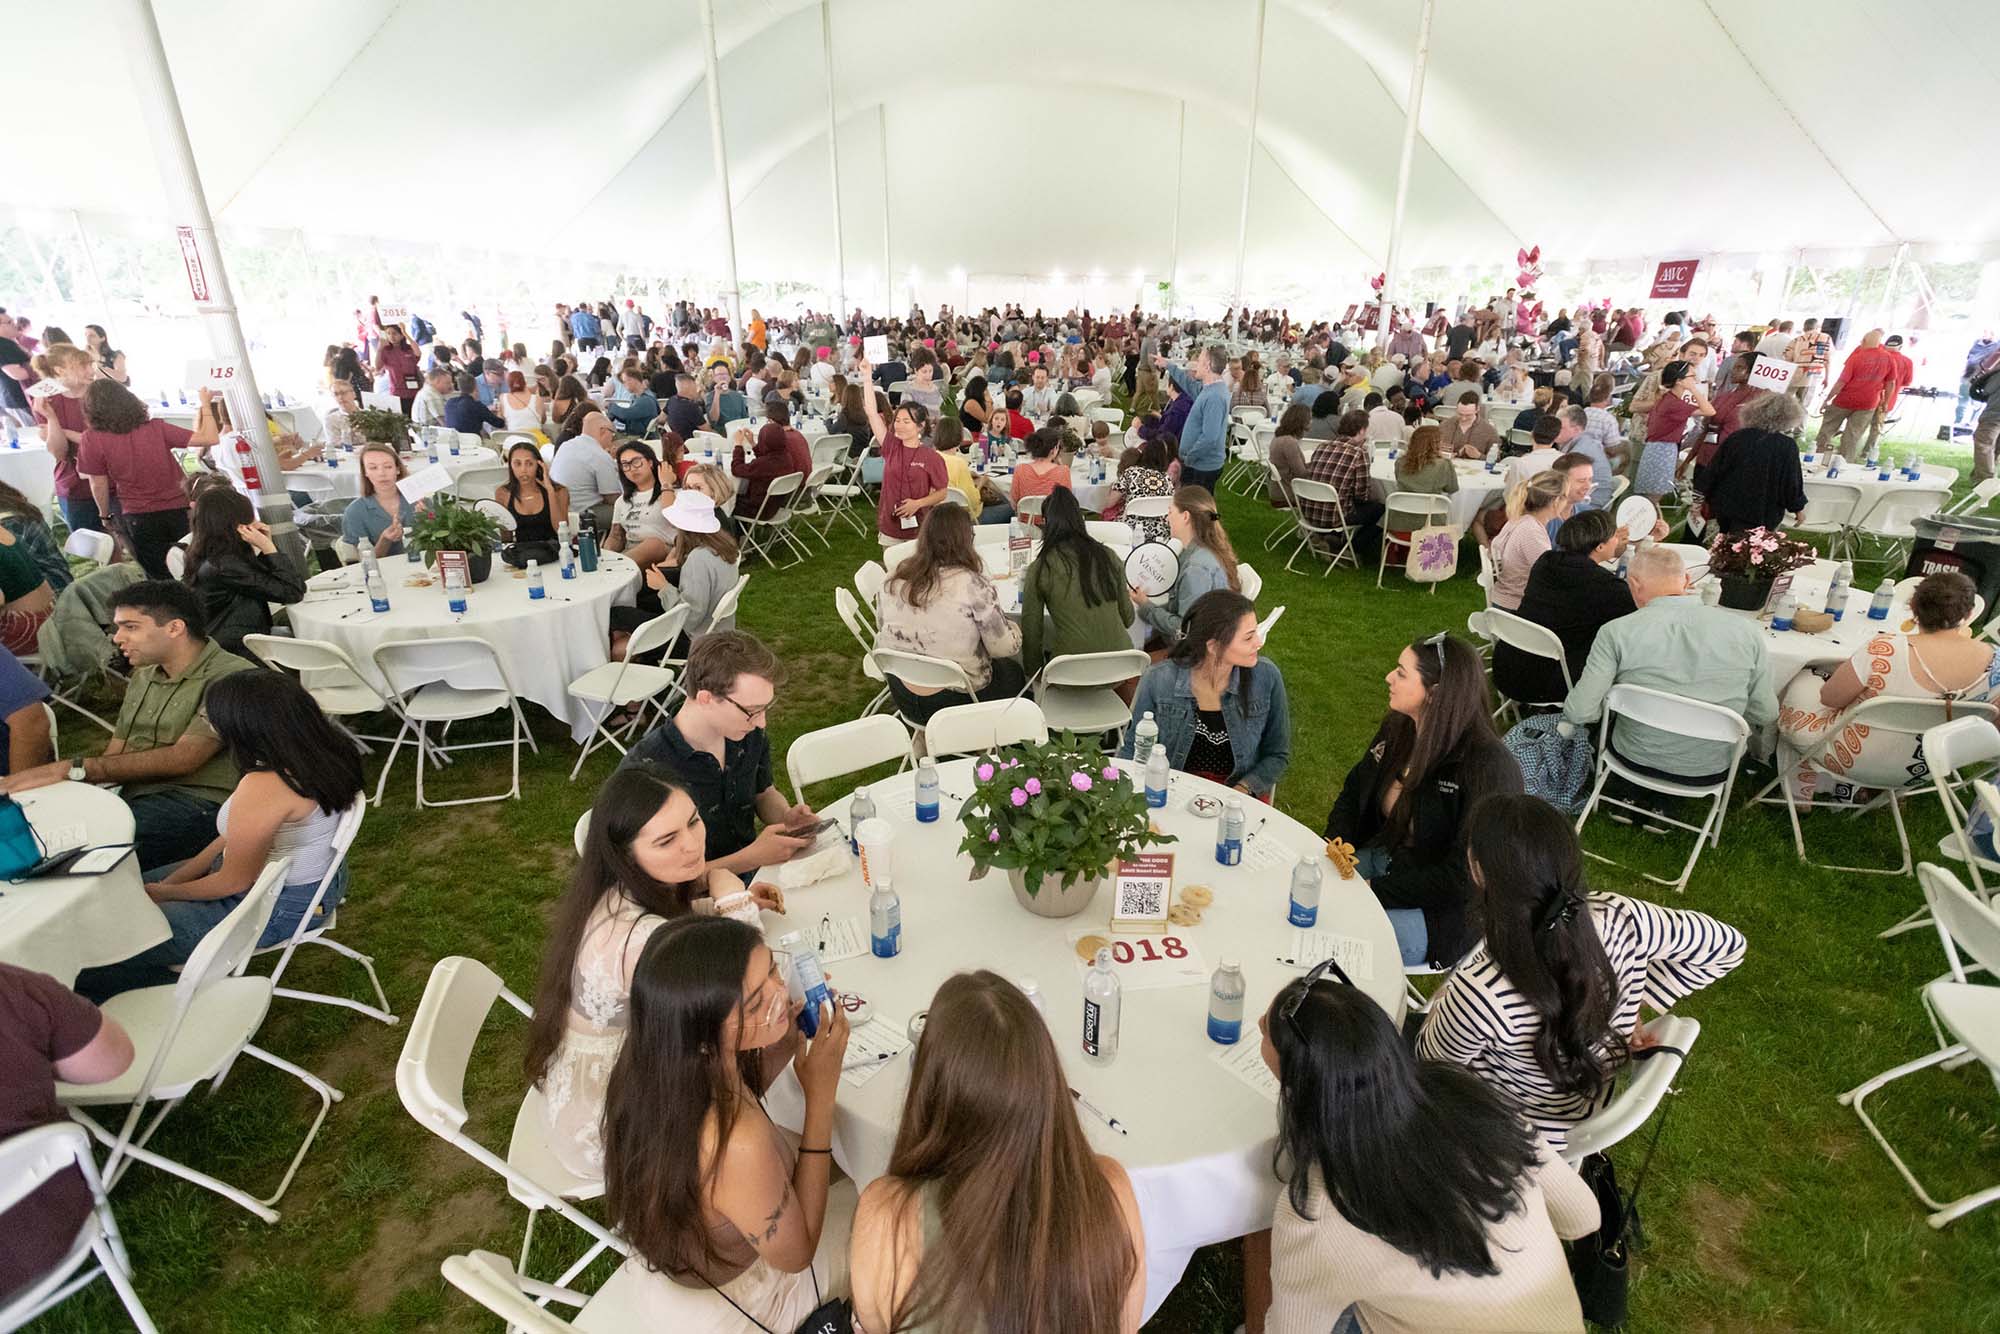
[901,514,918,530]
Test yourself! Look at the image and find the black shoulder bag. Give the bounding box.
[1566,1043,1685,1330]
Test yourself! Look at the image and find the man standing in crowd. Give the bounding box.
[1813,328,1896,460]
[1863,334,1916,458]
[1786,318,1831,404]
[1160,345,1232,492]
[1969,342,2000,484]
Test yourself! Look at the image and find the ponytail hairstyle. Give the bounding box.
[1462,794,1624,1099]
[1171,485,1242,593]
[1504,469,1567,522]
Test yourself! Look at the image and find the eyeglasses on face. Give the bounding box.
[722,694,772,723]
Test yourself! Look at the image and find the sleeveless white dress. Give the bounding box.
[501,393,545,432]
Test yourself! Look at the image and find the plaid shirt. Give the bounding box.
[1299,436,1371,529]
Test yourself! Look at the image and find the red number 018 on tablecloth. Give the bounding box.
[1109,937,1189,964]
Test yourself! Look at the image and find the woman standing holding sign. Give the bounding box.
[856,355,948,548]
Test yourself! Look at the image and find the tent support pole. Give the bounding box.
[1881,242,1908,329]
[1230,0,1268,340]
[1168,101,1185,317]
[117,0,295,560]
[1377,0,1437,353]
[820,0,845,323]
[70,211,110,315]
[879,106,893,314]
[697,0,744,342]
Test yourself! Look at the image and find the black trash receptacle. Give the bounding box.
[1906,513,2000,626]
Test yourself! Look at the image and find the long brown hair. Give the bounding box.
[887,502,982,609]
[669,522,739,569]
[1374,634,1495,846]
[354,443,407,507]
[1401,423,1444,473]
[182,486,256,582]
[524,765,710,1090]
[1172,485,1241,593]
[882,972,1135,1332]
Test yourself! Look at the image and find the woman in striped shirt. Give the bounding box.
[1416,794,1745,1151]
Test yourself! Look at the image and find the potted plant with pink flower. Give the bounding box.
[1704,525,1817,611]
[956,733,1171,918]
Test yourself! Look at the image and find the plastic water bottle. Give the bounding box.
[1217,798,1246,866]
[1877,460,1891,482]
[869,876,902,958]
[1824,561,1851,620]
[3,423,16,449]
[914,757,940,822]
[1144,746,1170,809]
[1865,440,1879,469]
[262,392,273,410]
[1082,948,1120,1064]
[406,535,421,565]
[1016,977,1046,1020]
[578,527,599,573]
[1615,544,1631,579]
[1869,579,1894,621]
[178,389,188,406]
[444,562,469,615]
[1133,711,1159,765]
[363,557,390,613]
[1288,860,1323,928]
[1771,594,1796,632]
[558,520,577,579]
[1826,455,1841,479]
[449,434,461,456]
[777,931,834,1037]
[848,785,875,853]
[1485,442,1500,473]
[526,559,545,600]
[1207,958,1246,1045]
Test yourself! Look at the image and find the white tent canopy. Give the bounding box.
[9,0,2000,298]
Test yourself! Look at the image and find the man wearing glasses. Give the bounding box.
[620,630,820,878]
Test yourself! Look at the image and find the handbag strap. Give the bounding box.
[1616,1042,1688,1228]
[705,1264,822,1334]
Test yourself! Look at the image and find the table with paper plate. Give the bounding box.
[0,782,162,988]
[287,548,640,744]
[1367,451,1503,533]
[753,757,1401,1323]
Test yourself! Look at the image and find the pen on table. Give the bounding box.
[817,912,832,953]
[1070,1087,1128,1136]
[842,1051,891,1071]
[1244,814,1270,843]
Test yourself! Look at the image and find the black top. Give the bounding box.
[620,719,773,863]
[1694,428,1809,534]
[1185,708,1233,783]
[1324,720,1522,967]
[192,550,307,657]
[1446,325,1475,361]
[506,484,558,545]
[0,338,28,411]
[836,411,874,458]
[664,395,706,442]
[1493,549,1636,707]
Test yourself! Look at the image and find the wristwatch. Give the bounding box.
[67,762,87,783]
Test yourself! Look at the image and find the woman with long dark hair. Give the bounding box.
[601,915,853,1331]
[182,487,305,656]
[493,439,568,551]
[849,972,1145,1332]
[1122,589,1289,797]
[74,669,365,999]
[856,357,949,546]
[875,503,1024,722]
[524,765,783,1178]
[1020,486,1133,669]
[1417,794,1744,1151]
[1325,634,1522,968]
[550,374,593,445]
[1637,358,1713,506]
[1255,967,1598,1332]
[605,441,673,568]
[84,324,128,384]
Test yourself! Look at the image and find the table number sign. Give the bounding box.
[434,550,470,589]
[182,358,241,391]
[863,334,890,363]
[1067,927,1208,991]
[1110,853,1173,933]
[1747,355,1796,394]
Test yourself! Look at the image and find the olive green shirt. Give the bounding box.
[1020,545,1136,668]
[112,640,257,803]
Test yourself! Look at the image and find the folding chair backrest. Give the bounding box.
[883,538,918,568]
[440,1252,577,1332]
[454,465,511,500]
[1856,486,1950,539]
[1604,684,1748,748]
[1125,495,1171,520]
[572,810,590,856]
[397,956,530,1138]
[872,649,974,695]
[0,1121,99,1219]
[244,634,380,698]
[1085,521,1134,548]
[835,587,873,649]
[1797,479,1863,529]
[1841,697,1997,789]
[179,858,291,1000]
[284,471,338,503]
[854,562,887,606]
[1015,494,1046,518]
[787,714,913,797]
[1044,650,1151,690]
[1920,864,2000,982]
[62,528,115,565]
[1925,715,2000,786]
[1238,562,1263,601]
[1487,608,1572,687]
[810,436,848,468]
[1564,1015,1700,1163]
[924,699,1049,758]
[1383,490,1451,531]
[1477,544,1497,603]
[373,637,510,700]
[625,603,692,662]
[708,574,749,626]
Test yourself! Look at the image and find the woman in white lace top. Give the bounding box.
[524,765,787,1179]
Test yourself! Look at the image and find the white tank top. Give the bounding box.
[502,394,544,431]
[217,793,344,887]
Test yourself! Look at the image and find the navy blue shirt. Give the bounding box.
[444,394,503,436]
[0,646,51,775]
[619,720,772,863]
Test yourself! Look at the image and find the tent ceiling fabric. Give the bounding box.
[10,0,1998,284]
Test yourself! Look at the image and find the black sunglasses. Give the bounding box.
[1278,956,1355,1041]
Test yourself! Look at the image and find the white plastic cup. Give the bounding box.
[855,817,895,888]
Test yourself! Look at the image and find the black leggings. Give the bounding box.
[887,656,1029,725]
[125,508,190,579]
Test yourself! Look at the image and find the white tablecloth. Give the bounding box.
[0,438,56,511]
[758,758,1401,1320]
[0,783,160,987]
[288,552,640,742]
[1368,455,1502,532]
[1799,459,1957,515]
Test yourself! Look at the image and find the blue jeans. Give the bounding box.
[1385,907,1429,967]
[59,494,103,535]
[74,863,348,1001]
[978,502,1013,525]
[127,791,224,874]
[1332,1306,1362,1334]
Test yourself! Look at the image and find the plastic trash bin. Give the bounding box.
[1907,513,2000,626]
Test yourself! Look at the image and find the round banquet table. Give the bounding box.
[288,552,640,743]
[1368,454,1502,532]
[756,758,1402,1320]
[1799,456,1957,507]
[1720,560,1918,683]
[0,435,56,511]
[296,445,498,501]
[0,782,162,987]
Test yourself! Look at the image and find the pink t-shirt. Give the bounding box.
[1489,514,1553,611]
[1010,461,1073,518]
[876,440,949,539]
[77,419,193,514]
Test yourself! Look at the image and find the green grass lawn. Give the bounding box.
[24,425,2000,1333]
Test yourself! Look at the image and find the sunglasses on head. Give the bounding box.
[1278,955,1355,1041]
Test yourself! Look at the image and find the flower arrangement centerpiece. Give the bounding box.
[1705,526,1817,611]
[408,492,505,584]
[956,733,1171,918]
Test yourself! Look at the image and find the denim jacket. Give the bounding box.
[1119,656,1291,795]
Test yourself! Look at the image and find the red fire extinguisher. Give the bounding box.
[230,432,264,499]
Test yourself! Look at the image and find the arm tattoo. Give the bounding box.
[741,1187,793,1247]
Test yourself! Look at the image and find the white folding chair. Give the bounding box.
[397,957,627,1289]
[737,471,808,568]
[1891,717,2000,939]
[811,434,868,538]
[1943,477,2000,518]
[1282,479,1360,575]
[282,471,339,507]
[247,801,394,1025]
[1793,479,1865,558]
[1378,491,1453,592]
[1486,608,1573,725]
[572,809,591,857]
[62,528,115,566]
[1034,650,1147,744]
[371,637,539,807]
[440,1250,654,1332]
[1238,561,1263,602]
[1574,685,1750,894]
[788,463,840,550]
[0,1123,158,1333]
[1914,862,2000,1049]
[834,588,890,716]
[1762,697,1996,878]
[785,714,913,802]
[1014,493,1046,520]
[852,561,886,627]
[707,572,749,629]
[871,649,976,736]
[923,698,1051,760]
[1840,864,2000,1228]
[59,859,342,1225]
[1263,462,1303,552]
[1089,406,1124,424]
[452,463,512,500]
[1851,485,1951,568]
[243,634,420,797]
[1561,1015,1701,1167]
[563,605,688,780]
